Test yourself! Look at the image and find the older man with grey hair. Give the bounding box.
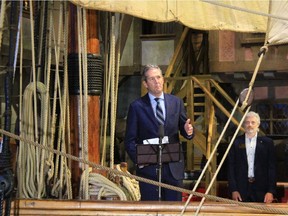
[228,111,277,203]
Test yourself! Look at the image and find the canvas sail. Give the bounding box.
[69,0,269,33]
[265,0,288,46]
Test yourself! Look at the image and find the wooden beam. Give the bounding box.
[8,200,288,215]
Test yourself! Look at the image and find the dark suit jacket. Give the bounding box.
[125,93,193,180]
[228,134,277,200]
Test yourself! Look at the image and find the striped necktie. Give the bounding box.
[155,98,165,125]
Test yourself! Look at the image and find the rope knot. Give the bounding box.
[258,45,268,57]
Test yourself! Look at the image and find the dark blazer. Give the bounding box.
[228,134,277,200]
[125,93,193,180]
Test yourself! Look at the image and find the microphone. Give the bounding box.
[158,124,164,144]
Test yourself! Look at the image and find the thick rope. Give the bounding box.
[115,164,140,201]
[3,129,288,215]
[88,172,127,200]
[17,82,51,198]
[181,98,241,214]
[240,46,268,110]
[194,106,251,215]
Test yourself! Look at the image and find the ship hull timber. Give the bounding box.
[8,200,288,216]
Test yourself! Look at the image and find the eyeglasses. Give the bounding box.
[145,75,163,82]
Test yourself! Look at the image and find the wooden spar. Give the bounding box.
[7,200,288,216]
[68,3,101,198]
[85,9,101,168]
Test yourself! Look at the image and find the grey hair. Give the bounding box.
[245,111,261,124]
[141,64,163,81]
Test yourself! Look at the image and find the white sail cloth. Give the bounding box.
[265,0,288,46]
[69,0,288,46]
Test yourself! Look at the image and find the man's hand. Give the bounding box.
[232,191,242,201]
[264,192,274,203]
[184,119,193,136]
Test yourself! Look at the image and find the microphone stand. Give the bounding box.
[157,125,164,201]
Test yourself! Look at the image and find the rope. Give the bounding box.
[2,129,288,215]
[88,172,127,201]
[82,7,90,200]
[100,13,111,167]
[181,99,241,214]
[17,82,51,198]
[62,1,73,199]
[36,1,51,199]
[48,1,72,200]
[0,0,6,51]
[109,15,116,168]
[17,0,24,199]
[46,3,57,191]
[240,46,268,110]
[58,1,73,199]
[114,164,140,201]
[76,6,85,199]
[76,6,90,200]
[195,106,251,215]
[58,1,66,199]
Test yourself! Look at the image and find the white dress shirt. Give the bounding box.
[245,134,257,178]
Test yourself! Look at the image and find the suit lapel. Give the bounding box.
[254,137,262,167]
[239,135,248,168]
[142,94,159,126]
[163,94,168,125]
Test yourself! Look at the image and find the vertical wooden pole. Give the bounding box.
[68,3,101,198]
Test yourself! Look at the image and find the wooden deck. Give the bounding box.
[7,199,288,216]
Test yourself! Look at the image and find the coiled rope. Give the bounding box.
[17,1,73,200]
[17,82,51,198]
[114,164,140,201]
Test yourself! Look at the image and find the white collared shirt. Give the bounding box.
[245,134,257,178]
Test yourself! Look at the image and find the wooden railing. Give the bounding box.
[164,75,245,171]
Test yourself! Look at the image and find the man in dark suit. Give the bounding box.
[228,111,276,203]
[125,64,194,201]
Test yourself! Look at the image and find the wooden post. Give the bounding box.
[68,3,101,198]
